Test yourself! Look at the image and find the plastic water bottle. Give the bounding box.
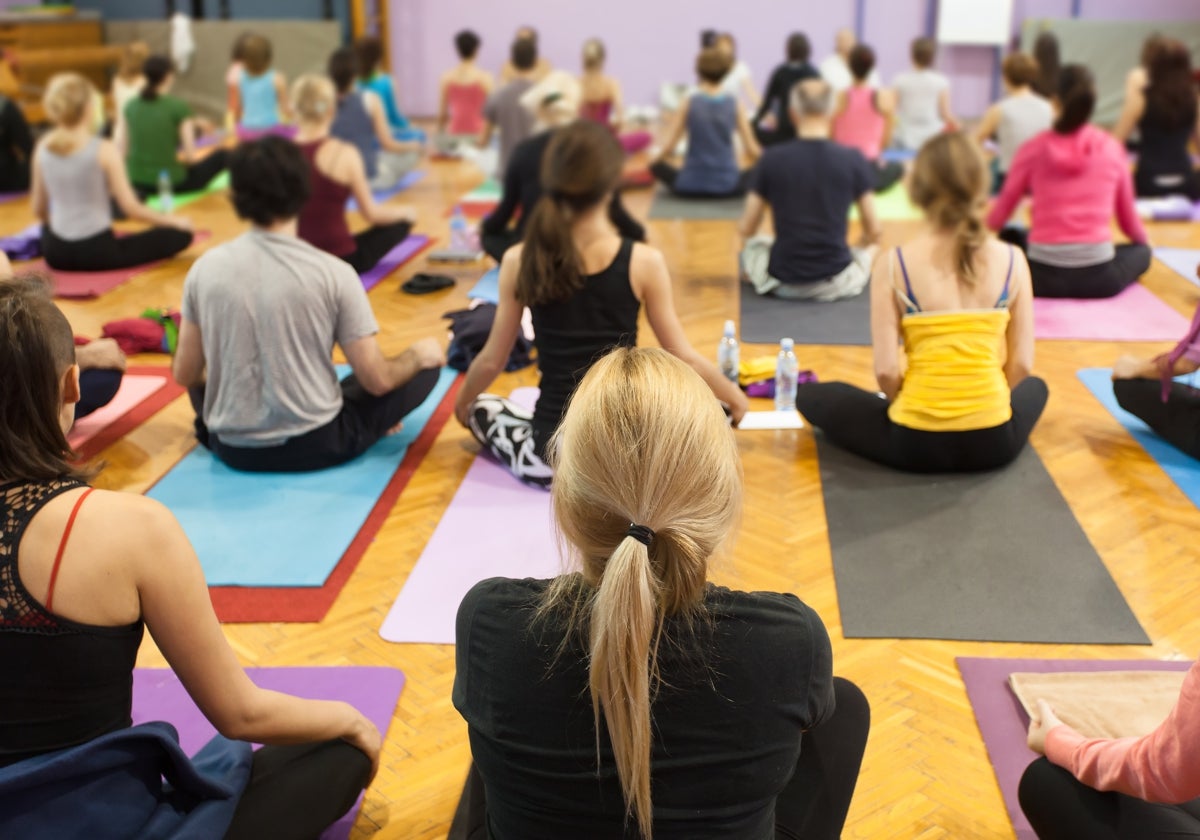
[157,169,173,213]
[449,205,469,251]
[775,338,798,411]
[717,320,739,384]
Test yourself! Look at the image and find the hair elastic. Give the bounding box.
[626,524,654,547]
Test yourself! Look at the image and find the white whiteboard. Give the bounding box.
[937,0,1014,46]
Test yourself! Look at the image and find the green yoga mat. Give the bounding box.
[147,171,230,211]
[462,178,502,202]
[851,184,922,222]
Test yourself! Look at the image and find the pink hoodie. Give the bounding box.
[986,124,1147,247]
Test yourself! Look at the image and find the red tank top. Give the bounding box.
[446,82,487,136]
[832,85,885,162]
[296,139,355,258]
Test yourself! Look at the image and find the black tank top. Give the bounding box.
[1138,97,1195,182]
[530,239,640,446]
[0,479,144,768]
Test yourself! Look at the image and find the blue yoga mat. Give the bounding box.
[1078,367,1200,508]
[148,366,456,587]
[467,266,500,304]
[880,148,917,164]
[347,169,425,213]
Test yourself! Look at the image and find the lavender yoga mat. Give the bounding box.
[0,222,41,261]
[347,170,426,213]
[1155,248,1200,286]
[360,234,432,291]
[133,666,406,840]
[957,656,1191,840]
[1033,284,1189,342]
[380,387,565,644]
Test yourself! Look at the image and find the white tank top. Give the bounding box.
[997,92,1053,173]
[38,137,112,241]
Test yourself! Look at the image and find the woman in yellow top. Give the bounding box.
[796,133,1047,472]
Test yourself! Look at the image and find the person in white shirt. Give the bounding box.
[715,32,760,111]
[892,37,957,150]
[820,28,880,93]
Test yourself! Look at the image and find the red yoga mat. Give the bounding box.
[206,375,463,623]
[28,231,211,299]
[71,366,186,463]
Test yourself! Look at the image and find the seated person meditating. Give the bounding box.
[739,79,881,301]
[649,47,761,198]
[480,72,645,263]
[752,31,821,146]
[292,74,417,275]
[172,137,446,473]
[831,44,903,193]
[891,37,957,152]
[32,73,194,272]
[986,64,1151,299]
[354,36,419,141]
[450,346,870,840]
[436,30,493,149]
[482,37,541,176]
[0,88,34,193]
[0,274,379,837]
[972,52,1053,195]
[578,38,652,154]
[796,133,1048,473]
[455,121,747,487]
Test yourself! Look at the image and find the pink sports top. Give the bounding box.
[833,85,885,162]
[447,82,487,135]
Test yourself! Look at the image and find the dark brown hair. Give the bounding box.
[241,33,273,76]
[1054,63,1095,134]
[1031,31,1060,98]
[0,274,87,483]
[696,47,731,84]
[1002,52,1039,88]
[848,44,875,81]
[354,36,384,80]
[909,133,989,284]
[517,121,623,307]
[786,32,811,64]
[1146,39,1197,131]
[911,37,937,69]
[328,46,358,93]
[140,54,172,101]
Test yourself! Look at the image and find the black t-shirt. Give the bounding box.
[0,94,34,192]
[753,62,821,140]
[453,576,835,840]
[751,138,873,284]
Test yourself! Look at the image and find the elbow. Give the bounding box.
[1007,360,1033,387]
[360,372,392,398]
[876,369,902,396]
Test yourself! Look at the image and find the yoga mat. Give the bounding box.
[818,437,1149,643]
[0,222,41,261]
[1078,367,1200,508]
[647,189,746,221]
[133,666,406,840]
[880,148,917,164]
[1033,283,1189,342]
[958,656,1190,840]
[147,171,230,211]
[455,178,502,218]
[69,367,185,462]
[30,231,212,299]
[346,169,426,213]
[148,367,458,589]
[0,191,25,203]
[851,184,922,221]
[359,234,433,292]
[1154,247,1200,286]
[466,266,500,304]
[738,281,871,345]
[380,387,565,644]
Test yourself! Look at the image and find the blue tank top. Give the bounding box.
[357,73,409,131]
[676,92,739,195]
[238,71,279,130]
[331,91,378,180]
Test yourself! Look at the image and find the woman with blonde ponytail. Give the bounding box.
[451,347,868,839]
[456,120,746,487]
[797,133,1047,473]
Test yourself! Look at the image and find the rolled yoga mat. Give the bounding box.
[1033,284,1189,342]
[359,234,434,292]
[957,656,1190,840]
[133,666,406,840]
[380,387,565,645]
[346,169,426,213]
[1154,247,1200,286]
[817,437,1149,644]
[68,368,185,463]
[647,189,746,221]
[1077,367,1200,509]
[738,281,871,346]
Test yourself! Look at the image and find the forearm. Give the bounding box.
[224,689,362,746]
[876,370,902,401]
[455,354,505,420]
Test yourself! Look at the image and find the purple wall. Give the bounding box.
[392,0,1200,117]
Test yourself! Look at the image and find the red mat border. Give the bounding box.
[74,365,186,463]
[207,374,463,624]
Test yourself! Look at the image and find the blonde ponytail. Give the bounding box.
[909,132,989,283]
[42,73,94,154]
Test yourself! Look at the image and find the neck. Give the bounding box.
[571,203,611,241]
[294,120,330,141]
[796,117,830,139]
[257,218,298,237]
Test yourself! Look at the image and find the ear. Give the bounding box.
[61,364,81,406]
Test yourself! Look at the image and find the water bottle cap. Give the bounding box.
[723,319,735,336]
[780,338,794,351]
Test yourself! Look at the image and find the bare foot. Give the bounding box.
[387,422,404,436]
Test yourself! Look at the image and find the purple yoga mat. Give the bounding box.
[0,191,25,203]
[133,666,405,840]
[957,656,1191,840]
[1155,248,1200,286]
[1033,284,1189,342]
[380,388,567,644]
[0,222,41,261]
[360,234,432,291]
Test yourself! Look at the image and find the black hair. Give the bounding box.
[1054,63,1095,134]
[354,36,384,80]
[787,32,811,64]
[229,137,311,227]
[140,55,172,102]
[511,37,537,71]
[328,47,358,93]
[848,44,875,81]
[700,29,718,48]
[455,29,481,60]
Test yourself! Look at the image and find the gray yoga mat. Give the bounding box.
[817,437,1149,644]
[738,281,871,345]
[647,189,746,220]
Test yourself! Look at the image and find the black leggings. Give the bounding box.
[1018,756,1200,840]
[448,677,870,840]
[132,150,230,197]
[76,368,124,419]
[1135,163,1200,201]
[1114,376,1200,460]
[872,160,904,193]
[481,230,520,264]
[795,378,1049,473]
[649,161,753,198]
[42,226,193,272]
[193,367,441,473]
[1027,245,1152,299]
[224,739,371,840]
[343,221,412,275]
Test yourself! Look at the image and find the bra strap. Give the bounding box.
[996,245,1015,308]
[45,488,94,613]
[895,247,921,312]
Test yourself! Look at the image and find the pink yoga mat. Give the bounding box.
[380,388,566,644]
[68,374,168,449]
[360,234,433,291]
[133,666,406,840]
[958,656,1191,840]
[27,231,211,299]
[1033,284,1189,342]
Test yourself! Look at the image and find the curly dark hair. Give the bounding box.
[229,137,311,227]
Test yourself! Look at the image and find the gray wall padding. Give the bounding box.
[104,19,341,120]
[1020,19,1200,127]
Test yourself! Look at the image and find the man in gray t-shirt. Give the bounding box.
[480,37,538,176]
[172,136,446,472]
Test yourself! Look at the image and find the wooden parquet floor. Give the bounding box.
[7,143,1200,839]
